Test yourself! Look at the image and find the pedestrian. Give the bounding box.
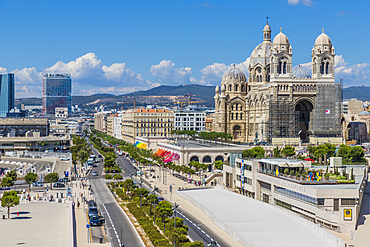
[77,201,80,209]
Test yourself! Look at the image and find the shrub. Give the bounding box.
[113,174,123,180]
[289,170,295,176]
[105,175,113,179]
[284,168,289,175]
[188,241,205,247]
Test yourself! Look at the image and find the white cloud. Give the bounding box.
[9,53,155,98]
[150,60,196,85]
[292,55,370,86]
[199,58,250,85]
[287,0,313,6]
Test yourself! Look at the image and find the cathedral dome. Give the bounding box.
[315,30,331,45]
[292,65,311,78]
[222,65,246,83]
[273,29,290,45]
[250,42,272,67]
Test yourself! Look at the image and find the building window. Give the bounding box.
[317,198,325,205]
[341,199,356,206]
[231,113,234,120]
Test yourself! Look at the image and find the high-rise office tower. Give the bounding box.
[0,73,14,117]
[42,73,72,115]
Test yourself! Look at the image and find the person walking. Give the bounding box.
[77,201,80,209]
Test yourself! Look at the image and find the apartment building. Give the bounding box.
[174,110,205,132]
[106,112,123,140]
[94,111,110,132]
[122,108,173,144]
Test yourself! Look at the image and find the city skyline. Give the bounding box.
[0,0,369,98]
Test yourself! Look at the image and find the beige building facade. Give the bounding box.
[214,22,342,145]
[94,111,110,132]
[122,108,173,144]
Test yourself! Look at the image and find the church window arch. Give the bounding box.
[231,113,234,120]
[241,84,244,92]
[235,84,239,91]
[229,84,232,91]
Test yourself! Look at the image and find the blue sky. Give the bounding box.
[0,0,369,98]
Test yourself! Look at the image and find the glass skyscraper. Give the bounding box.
[0,73,14,117]
[42,73,72,115]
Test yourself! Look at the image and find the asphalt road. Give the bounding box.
[116,155,229,247]
[87,146,144,247]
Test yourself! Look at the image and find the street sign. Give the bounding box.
[67,188,72,197]
[169,185,172,193]
[65,171,69,177]
[86,224,90,228]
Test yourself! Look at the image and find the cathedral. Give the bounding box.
[214,22,342,145]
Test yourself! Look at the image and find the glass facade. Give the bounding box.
[275,186,318,205]
[42,74,72,115]
[0,74,14,117]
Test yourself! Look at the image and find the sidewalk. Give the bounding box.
[0,189,71,247]
[72,180,110,247]
[138,164,243,247]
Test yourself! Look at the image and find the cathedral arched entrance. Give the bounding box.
[233,125,241,140]
[295,100,313,143]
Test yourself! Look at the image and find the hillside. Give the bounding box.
[15,84,369,109]
[343,86,370,101]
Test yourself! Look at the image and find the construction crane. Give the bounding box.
[117,96,136,110]
[174,92,206,109]
[173,100,206,109]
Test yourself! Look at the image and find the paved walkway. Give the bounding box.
[0,197,71,247]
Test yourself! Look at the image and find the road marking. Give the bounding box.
[205,234,210,238]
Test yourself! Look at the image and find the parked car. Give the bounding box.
[158,197,165,202]
[88,207,99,217]
[59,157,70,161]
[92,171,98,176]
[53,182,65,188]
[89,215,101,226]
[87,200,96,207]
[32,181,43,187]
[98,154,103,158]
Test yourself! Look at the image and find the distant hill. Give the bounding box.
[15,84,368,109]
[343,86,370,101]
[125,84,215,98]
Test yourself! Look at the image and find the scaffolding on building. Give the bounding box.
[267,97,299,142]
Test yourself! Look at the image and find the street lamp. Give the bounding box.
[139,177,143,208]
[172,203,179,247]
[129,173,134,199]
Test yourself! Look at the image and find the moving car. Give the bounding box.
[158,197,165,202]
[53,182,66,188]
[92,171,98,176]
[32,181,43,187]
[59,157,70,161]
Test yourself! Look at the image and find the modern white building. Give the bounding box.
[174,110,205,132]
[223,156,368,233]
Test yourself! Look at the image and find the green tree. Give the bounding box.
[242,149,256,158]
[44,173,59,190]
[273,146,282,157]
[349,146,366,162]
[1,190,19,219]
[25,172,38,191]
[6,170,17,182]
[1,177,14,188]
[214,160,223,170]
[253,147,265,158]
[282,146,296,157]
[157,201,174,233]
[188,241,205,247]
